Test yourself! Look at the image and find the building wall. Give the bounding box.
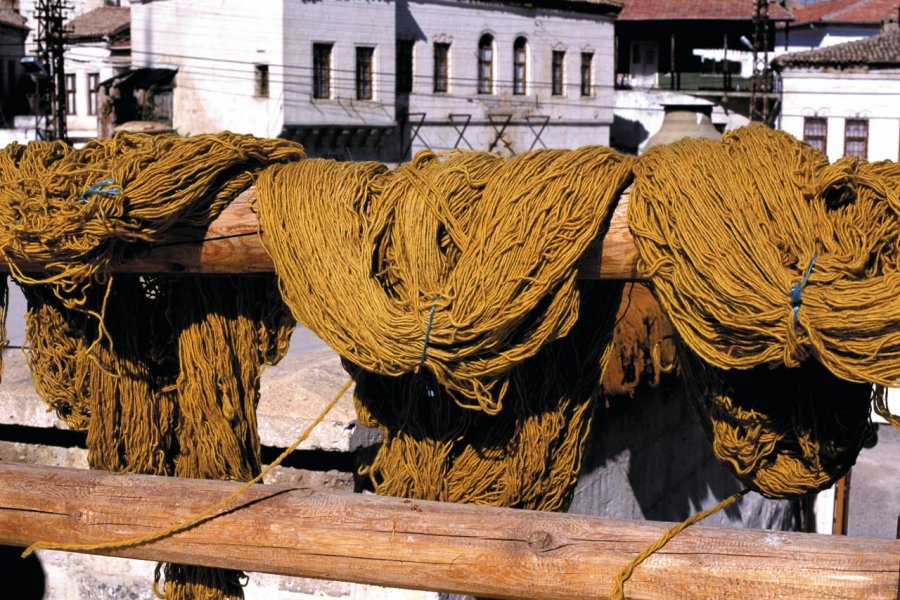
[282,0,396,128]
[775,25,878,54]
[131,0,285,137]
[64,42,122,141]
[402,0,615,154]
[779,68,900,162]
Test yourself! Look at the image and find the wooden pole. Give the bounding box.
[0,187,645,281]
[1,462,897,599]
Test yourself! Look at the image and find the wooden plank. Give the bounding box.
[0,187,645,280]
[0,461,896,599]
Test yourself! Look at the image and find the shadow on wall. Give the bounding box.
[0,545,45,599]
[569,378,798,529]
[610,115,649,156]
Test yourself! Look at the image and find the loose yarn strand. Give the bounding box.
[610,489,750,600]
[22,378,351,558]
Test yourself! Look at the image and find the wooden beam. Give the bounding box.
[1,462,897,599]
[0,187,645,280]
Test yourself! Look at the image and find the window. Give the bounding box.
[803,117,827,155]
[844,119,868,159]
[254,64,269,98]
[87,72,99,116]
[477,34,493,94]
[513,37,527,95]
[434,42,450,93]
[396,39,414,93]
[65,73,76,114]
[580,52,593,97]
[552,50,565,96]
[356,46,374,100]
[313,43,333,99]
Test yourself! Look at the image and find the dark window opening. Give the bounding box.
[803,117,827,155]
[255,64,269,97]
[844,118,868,159]
[580,52,592,97]
[313,43,333,99]
[356,46,374,100]
[552,50,565,96]
[478,34,493,94]
[88,72,99,116]
[434,42,450,93]
[513,37,527,95]
[65,73,76,114]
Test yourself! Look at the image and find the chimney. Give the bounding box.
[882,12,899,33]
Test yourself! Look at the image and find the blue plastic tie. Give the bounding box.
[789,250,818,330]
[79,177,121,203]
[418,295,442,399]
[418,295,442,368]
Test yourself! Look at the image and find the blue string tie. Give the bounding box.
[789,250,818,330]
[79,177,122,203]
[419,295,442,398]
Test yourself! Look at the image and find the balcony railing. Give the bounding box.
[616,71,775,94]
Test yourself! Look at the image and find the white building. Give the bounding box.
[64,5,131,142]
[130,0,621,161]
[774,24,900,162]
[776,0,900,53]
[7,0,132,141]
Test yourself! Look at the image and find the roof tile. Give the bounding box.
[66,6,129,40]
[618,0,792,21]
[773,26,900,66]
[790,0,899,27]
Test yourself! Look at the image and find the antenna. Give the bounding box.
[34,0,71,141]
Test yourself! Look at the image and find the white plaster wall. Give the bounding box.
[282,0,396,128]
[774,26,877,55]
[401,0,614,152]
[64,43,121,139]
[779,69,900,162]
[131,0,285,137]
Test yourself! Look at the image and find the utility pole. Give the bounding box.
[33,0,70,141]
[749,0,772,125]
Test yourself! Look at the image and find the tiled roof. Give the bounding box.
[0,9,27,31]
[773,27,900,66]
[495,0,623,12]
[790,0,899,27]
[618,0,792,21]
[67,6,129,40]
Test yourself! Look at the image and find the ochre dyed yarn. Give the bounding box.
[680,350,872,497]
[0,132,303,301]
[255,148,633,508]
[628,124,897,496]
[256,148,633,413]
[351,281,620,509]
[629,124,900,385]
[3,132,302,600]
[601,282,677,398]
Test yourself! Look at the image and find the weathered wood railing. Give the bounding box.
[1,462,897,599]
[0,186,643,279]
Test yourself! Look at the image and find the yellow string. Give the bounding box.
[873,384,900,430]
[22,378,351,558]
[610,489,749,600]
